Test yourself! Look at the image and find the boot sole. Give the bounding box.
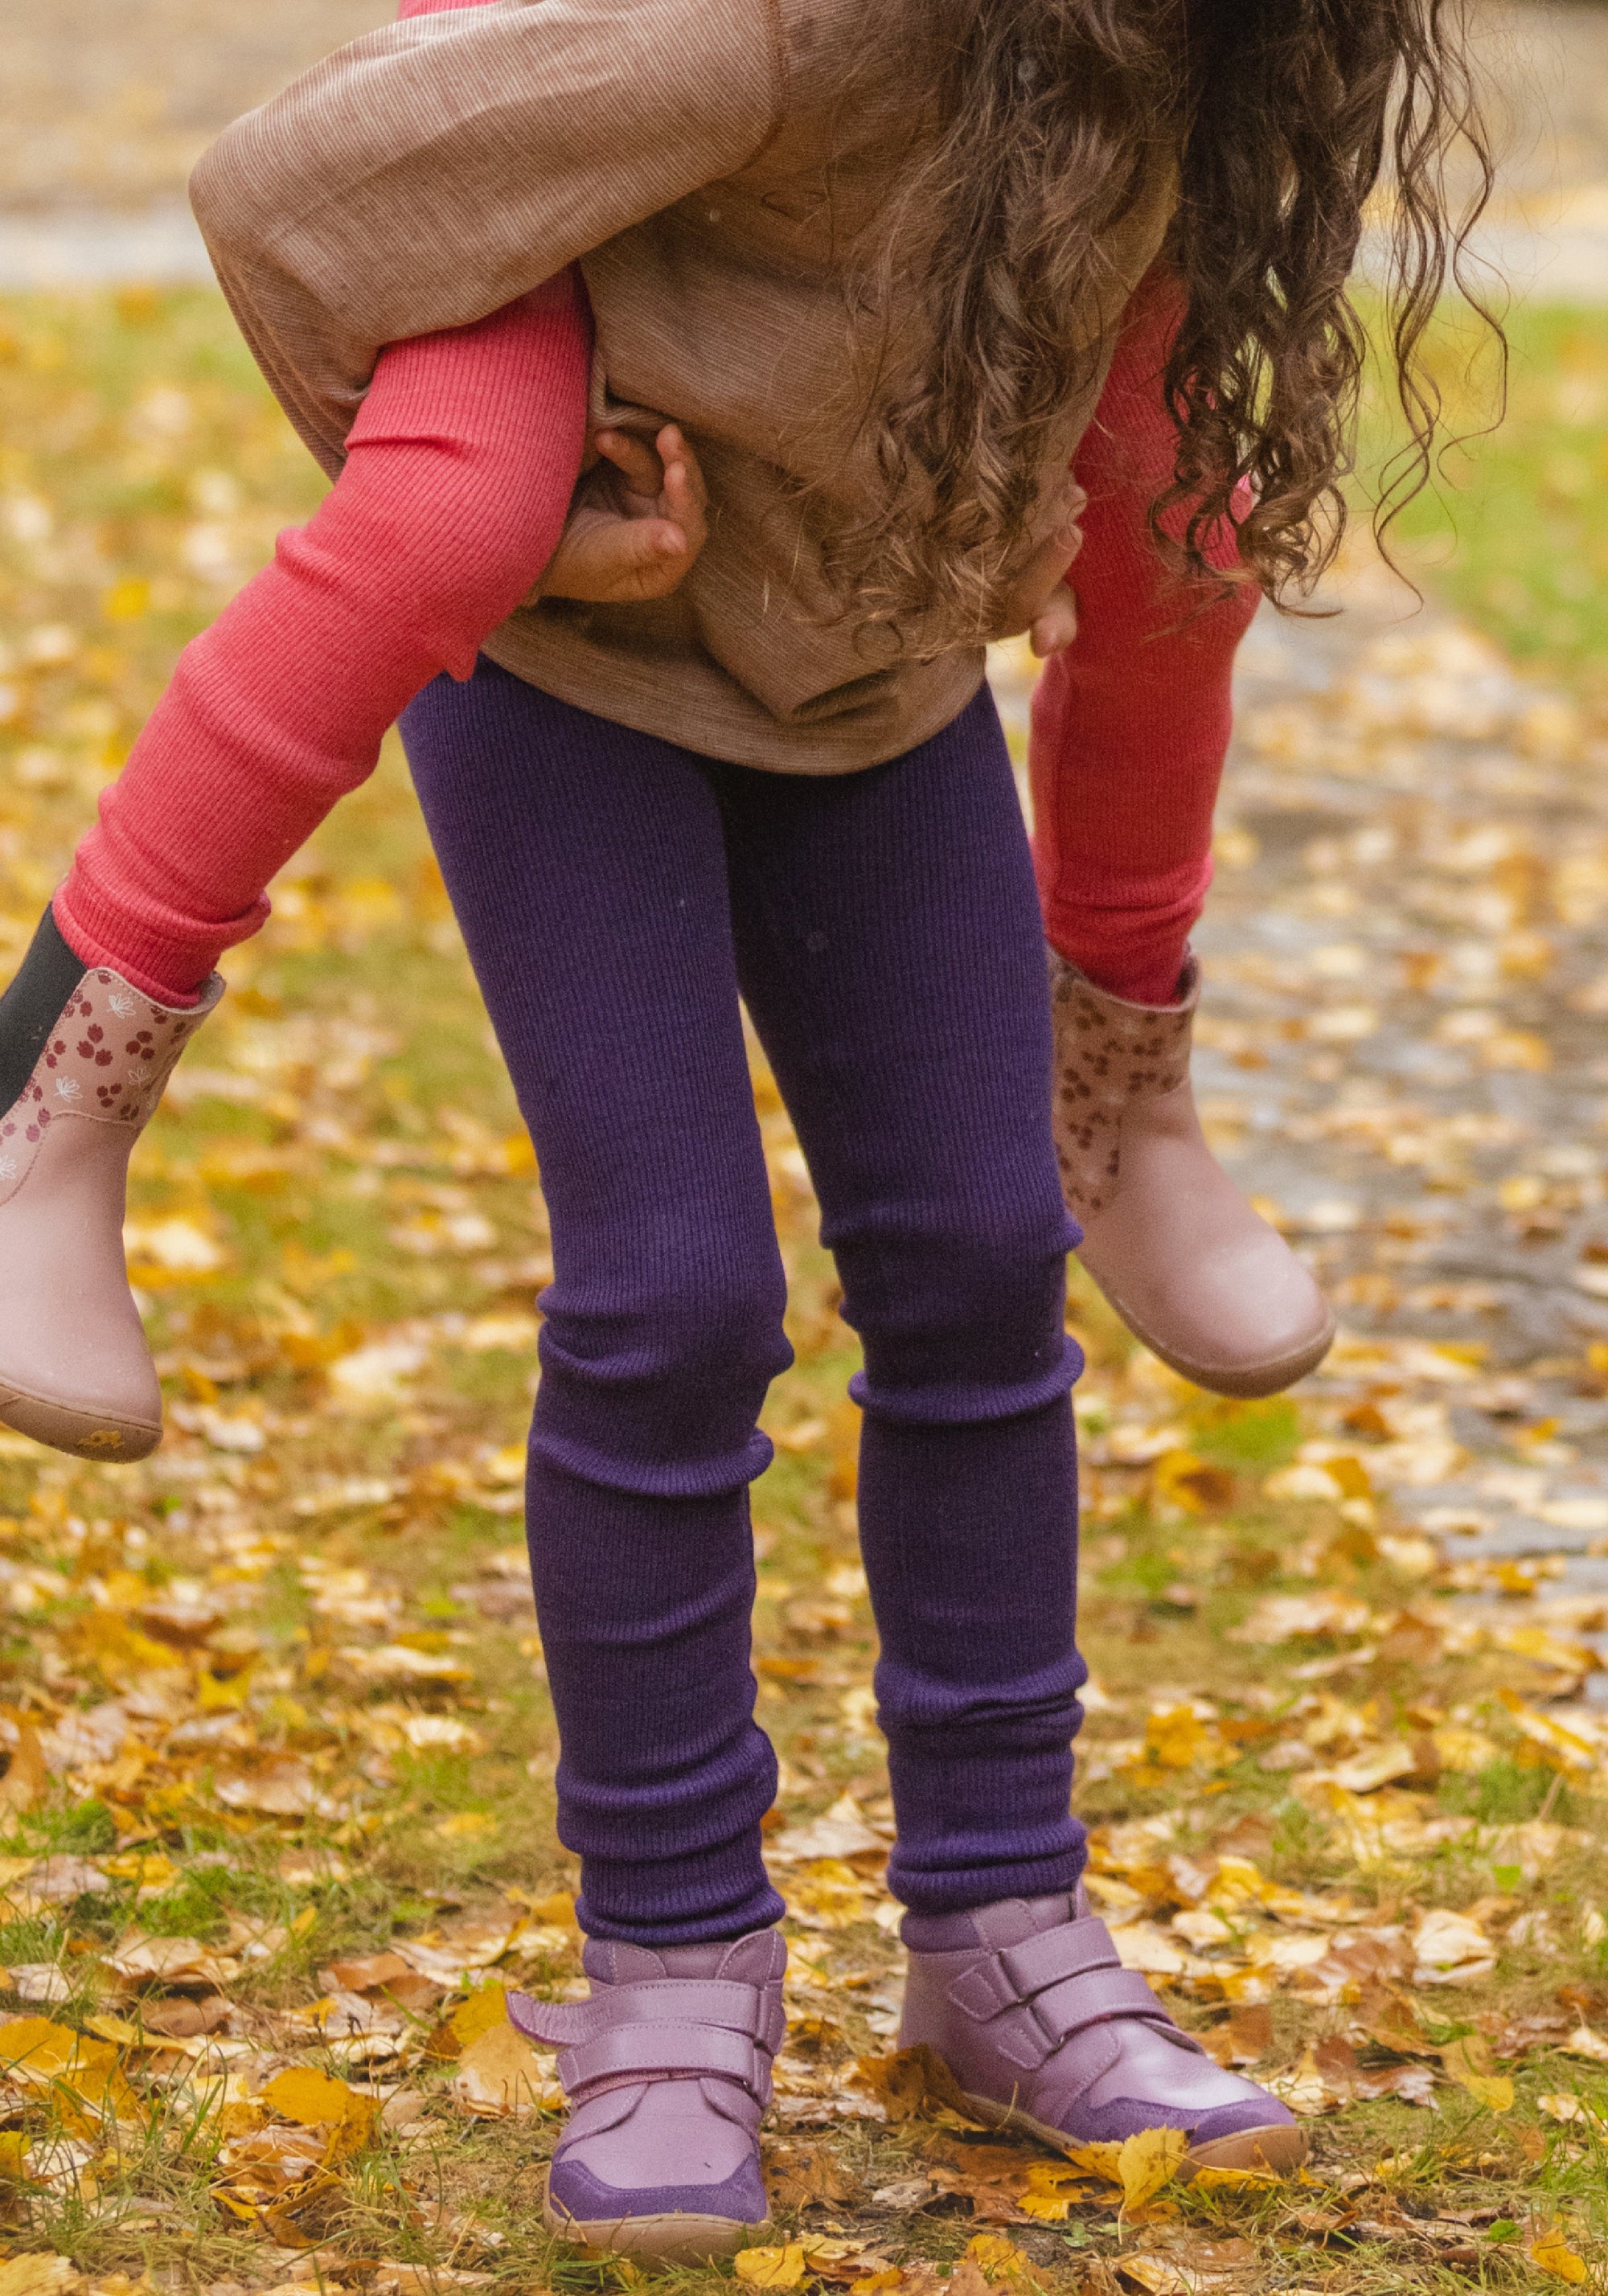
[1086,1285,1337,1400]
[959,2089,1308,2177]
[0,1385,161,1463]
[544,2198,770,2263]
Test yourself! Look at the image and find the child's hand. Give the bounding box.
[998,481,1084,657]
[537,423,709,605]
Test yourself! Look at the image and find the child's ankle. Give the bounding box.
[47,897,208,1010]
[1051,941,1192,1009]
[0,906,99,1115]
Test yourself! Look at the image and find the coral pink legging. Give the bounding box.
[55,0,1255,1012]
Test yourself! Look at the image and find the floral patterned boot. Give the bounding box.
[1050,951,1334,1396]
[0,929,222,1460]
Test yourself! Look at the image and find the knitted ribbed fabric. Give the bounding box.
[1033,269,1261,1007]
[51,236,1244,1013]
[401,666,1088,1941]
[53,268,591,1003]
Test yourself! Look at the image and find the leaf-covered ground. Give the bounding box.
[3,287,1608,2296]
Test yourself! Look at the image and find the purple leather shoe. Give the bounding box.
[900,1893,1306,2174]
[510,1929,786,2262]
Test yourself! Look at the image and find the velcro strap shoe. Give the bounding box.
[901,1892,1306,2174]
[511,1928,786,2262]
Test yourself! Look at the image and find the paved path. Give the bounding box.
[1011,561,1608,1696]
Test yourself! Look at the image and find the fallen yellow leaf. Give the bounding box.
[0,2016,138,2126]
[1530,2224,1588,2283]
[1439,2035,1513,2113]
[449,1982,510,2051]
[260,2064,378,2163]
[962,2237,1032,2282]
[1117,2126,1190,2214]
[0,2260,79,2296]
[260,2064,360,2126]
[451,2019,561,2116]
[736,2246,809,2288]
[1065,2141,1126,2186]
[1189,2165,1284,2194]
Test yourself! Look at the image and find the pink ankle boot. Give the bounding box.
[1050,952,1334,1397]
[511,1929,786,2262]
[900,1892,1305,2173]
[0,955,222,1461]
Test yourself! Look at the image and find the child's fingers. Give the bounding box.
[594,427,667,502]
[655,424,709,511]
[1028,583,1078,658]
[661,455,709,559]
[601,518,692,600]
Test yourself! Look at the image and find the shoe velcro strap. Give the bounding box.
[999,1921,1122,1999]
[556,2019,769,2103]
[949,1921,1120,2023]
[512,1978,781,2055]
[1032,1966,1173,2046]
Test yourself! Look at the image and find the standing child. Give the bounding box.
[0,0,1490,2257]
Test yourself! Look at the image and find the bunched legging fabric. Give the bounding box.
[401,662,1089,1944]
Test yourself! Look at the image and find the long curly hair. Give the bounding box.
[828,0,1498,647]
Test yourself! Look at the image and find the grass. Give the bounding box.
[0,285,1605,2294]
[1359,297,1608,707]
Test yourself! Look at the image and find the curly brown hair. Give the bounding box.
[828,0,1498,648]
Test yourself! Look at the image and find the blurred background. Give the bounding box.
[0,8,1606,2282]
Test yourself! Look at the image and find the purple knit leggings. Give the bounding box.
[400,662,1088,1943]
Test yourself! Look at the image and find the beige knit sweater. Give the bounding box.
[192,0,1175,772]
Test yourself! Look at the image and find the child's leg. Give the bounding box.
[53,274,590,1005]
[719,689,1300,2171]
[1032,269,1331,1399]
[0,268,590,1463]
[401,662,789,1945]
[1032,267,1257,1007]
[401,666,1301,2242]
[718,691,1086,1913]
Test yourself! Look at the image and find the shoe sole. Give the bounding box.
[1087,1287,1338,1400]
[543,2198,771,2264]
[959,2089,1309,2177]
[0,1385,161,1463]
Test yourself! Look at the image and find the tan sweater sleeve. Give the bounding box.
[191,0,783,476]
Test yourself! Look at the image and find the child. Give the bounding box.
[0,264,1323,1464]
[0,0,1486,2252]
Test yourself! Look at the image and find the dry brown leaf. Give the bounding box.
[107,1934,240,1990]
[0,2261,80,2296]
[0,1721,49,1813]
[320,1950,412,1995]
[853,2045,987,2128]
[765,2140,863,2209]
[1200,2005,1274,2067]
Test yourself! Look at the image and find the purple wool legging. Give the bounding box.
[400,662,1089,1944]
